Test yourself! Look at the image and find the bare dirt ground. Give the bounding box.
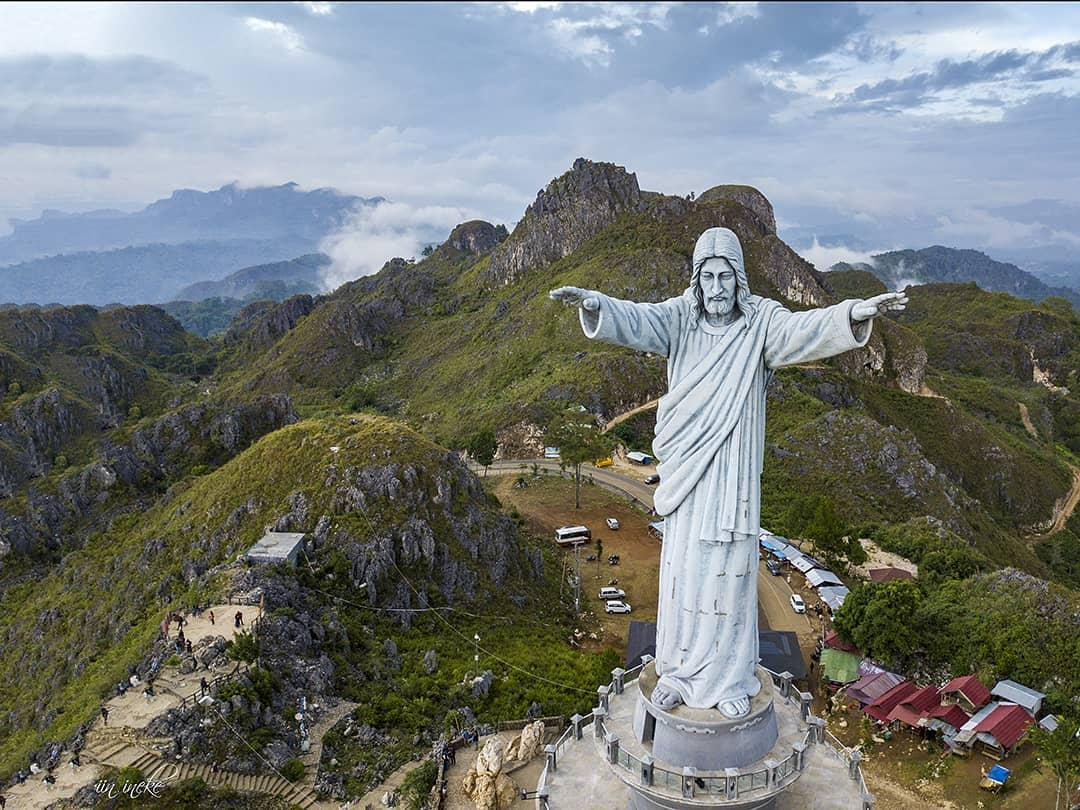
[1029,462,1080,540]
[851,539,919,580]
[490,473,660,653]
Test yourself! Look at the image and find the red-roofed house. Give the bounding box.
[971,704,1033,759]
[867,567,914,583]
[823,630,859,654]
[845,670,905,706]
[864,681,918,724]
[941,675,991,714]
[923,703,971,741]
[887,685,942,731]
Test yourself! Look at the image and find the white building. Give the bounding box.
[245,531,306,566]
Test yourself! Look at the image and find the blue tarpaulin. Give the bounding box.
[986,765,1010,783]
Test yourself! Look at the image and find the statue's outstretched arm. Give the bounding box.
[550,286,676,356]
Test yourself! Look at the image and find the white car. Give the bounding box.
[605,600,632,614]
[606,517,620,530]
[790,594,806,614]
[598,587,626,601]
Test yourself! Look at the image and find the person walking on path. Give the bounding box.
[209,610,215,626]
[100,706,109,726]
[200,677,209,696]
[234,611,244,628]
[185,639,193,655]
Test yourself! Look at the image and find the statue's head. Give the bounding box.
[688,227,757,326]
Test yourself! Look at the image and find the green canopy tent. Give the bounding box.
[820,648,862,687]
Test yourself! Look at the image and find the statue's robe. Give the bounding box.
[580,292,872,708]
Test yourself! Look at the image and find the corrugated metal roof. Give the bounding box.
[868,567,914,582]
[847,671,905,705]
[926,703,970,730]
[824,630,859,654]
[818,585,850,611]
[807,569,844,588]
[942,675,991,709]
[820,648,862,685]
[976,703,1033,750]
[991,680,1045,713]
[863,681,917,723]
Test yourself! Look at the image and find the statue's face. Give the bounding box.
[698,256,737,318]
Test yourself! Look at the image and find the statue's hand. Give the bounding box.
[851,291,908,321]
[549,286,599,311]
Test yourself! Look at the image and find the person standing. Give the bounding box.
[209,610,215,626]
[100,706,109,726]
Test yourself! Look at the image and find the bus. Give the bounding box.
[554,525,592,547]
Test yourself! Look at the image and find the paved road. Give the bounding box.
[469,458,812,639]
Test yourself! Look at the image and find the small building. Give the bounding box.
[846,670,905,706]
[922,703,971,745]
[1039,714,1059,732]
[544,446,560,459]
[823,630,859,654]
[759,630,807,680]
[626,451,654,465]
[941,675,992,714]
[789,553,826,574]
[820,648,862,688]
[886,684,942,732]
[867,567,915,583]
[863,681,918,724]
[817,585,851,612]
[244,531,306,566]
[990,680,1045,717]
[648,520,665,541]
[807,569,844,588]
[954,702,1033,759]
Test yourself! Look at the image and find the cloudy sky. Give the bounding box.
[2,1,1080,269]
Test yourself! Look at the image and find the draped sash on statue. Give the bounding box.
[652,298,779,522]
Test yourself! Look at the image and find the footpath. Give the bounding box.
[1,603,343,809]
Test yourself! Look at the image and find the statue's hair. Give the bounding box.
[685,227,758,328]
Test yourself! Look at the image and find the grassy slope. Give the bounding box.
[0,413,611,779]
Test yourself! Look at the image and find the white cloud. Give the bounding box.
[244,17,304,53]
[295,1,334,15]
[716,2,759,27]
[797,237,885,272]
[318,201,476,289]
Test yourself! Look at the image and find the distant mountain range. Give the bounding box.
[159,254,329,337]
[0,183,378,305]
[832,245,1080,310]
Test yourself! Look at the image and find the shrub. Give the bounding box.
[398,759,438,809]
[279,758,305,783]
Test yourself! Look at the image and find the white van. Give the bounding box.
[554,525,591,546]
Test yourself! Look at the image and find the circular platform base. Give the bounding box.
[632,663,780,771]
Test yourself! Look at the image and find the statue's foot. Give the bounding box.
[718,695,751,718]
[652,680,683,710]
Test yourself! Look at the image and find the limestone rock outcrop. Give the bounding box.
[462,737,518,810]
[504,720,545,762]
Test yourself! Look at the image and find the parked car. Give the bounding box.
[606,517,620,530]
[598,587,626,601]
[605,600,632,614]
[644,474,660,485]
[766,559,782,576]
[790,594,806,614]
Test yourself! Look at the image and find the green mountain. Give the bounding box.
[159,254,330,337]
[2,159,1078,797]
[832,245,1080,310]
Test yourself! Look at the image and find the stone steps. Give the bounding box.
[82,738,321,807]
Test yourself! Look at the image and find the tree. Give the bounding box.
[226,630,259,663]
[833,580,924,667]
[805,497,866,571]
[466,430,497,476]
[548,415,613,508]
[1030,715,1080,810]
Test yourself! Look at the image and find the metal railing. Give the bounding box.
[178,663,250,710]
[536,663,873,808]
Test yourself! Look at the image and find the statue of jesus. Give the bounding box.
[550,227,906,718]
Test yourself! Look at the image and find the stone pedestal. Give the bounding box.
[536,665,871,810]
[632,663,779,771]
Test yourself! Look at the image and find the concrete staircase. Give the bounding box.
[82,735,322,808]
